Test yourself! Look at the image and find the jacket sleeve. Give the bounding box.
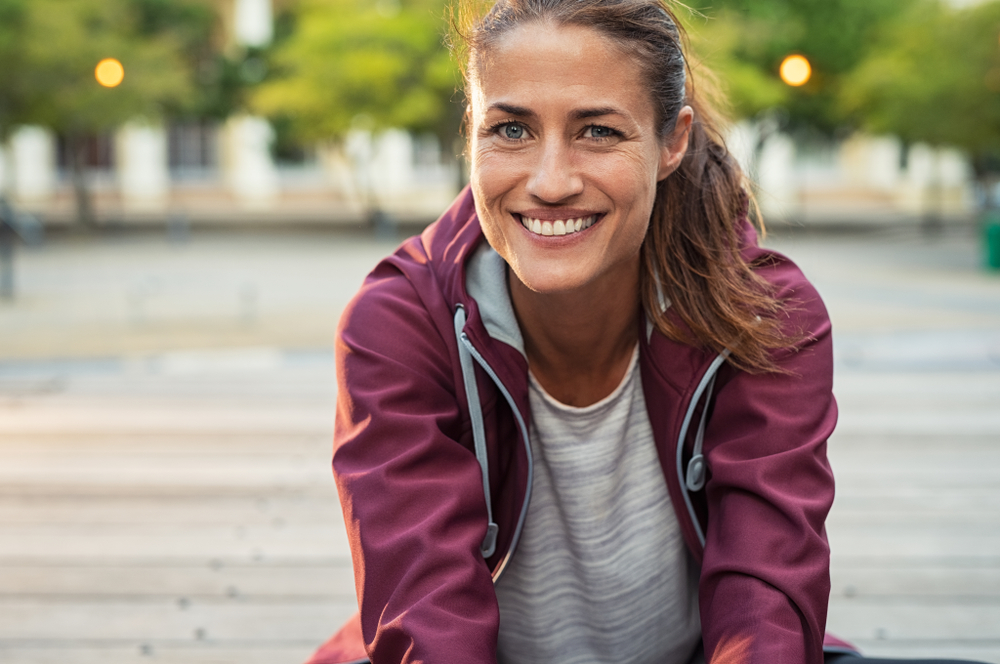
[333,261,499,664]
[698,259,837,664]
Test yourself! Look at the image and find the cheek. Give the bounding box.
[472,147,520,195]
[470,152,517,254]
[600,152,659,212]
[471,148,523,215]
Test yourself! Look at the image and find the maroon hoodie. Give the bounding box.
[307,188,856,664]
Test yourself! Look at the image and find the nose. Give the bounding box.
[525,138,584,203]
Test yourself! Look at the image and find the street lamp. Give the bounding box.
[780,54,812,87]
[95,58,125,88]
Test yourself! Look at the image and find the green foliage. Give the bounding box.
[252,0,460,142]
[842,0,1000,162]
[128,0,238,120]
[682,10,788,120]
[680,0,917,131]
[4,0,202,136]
[0,0,30,137]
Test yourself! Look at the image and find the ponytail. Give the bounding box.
[642,90,795,374]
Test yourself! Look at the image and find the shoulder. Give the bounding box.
[337,188,482,357]
[335,188,488,407]
[737,220,832,348]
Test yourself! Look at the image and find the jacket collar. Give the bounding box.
[466,241,526,357]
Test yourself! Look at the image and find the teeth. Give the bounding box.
[520,215,597,237]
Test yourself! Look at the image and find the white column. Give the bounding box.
[937,148,971,189]
[10,126,56,205]
[371,129,414,199]
[234,0,273,47]
[906,143,936,190]
[866,136,903,191]
[937,148,974,218]
[117,122,169,213]
[726,120,758,178]
[757,132,797,222]
[840,134,900,191]
[223,115,278,209]
[899,143,935,215]
[0,143,9,197]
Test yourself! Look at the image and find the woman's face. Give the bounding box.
[469,21,691,296]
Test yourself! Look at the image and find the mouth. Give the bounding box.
[518,214,599,237]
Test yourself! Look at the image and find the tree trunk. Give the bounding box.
[346,133,394,238]
[68,133,95,227]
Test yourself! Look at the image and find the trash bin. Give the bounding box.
[986,210,1000,271]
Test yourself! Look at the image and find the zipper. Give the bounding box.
[674,350,729,550]
[456,321,534,585]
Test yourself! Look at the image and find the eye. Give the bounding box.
[501,123,525,140]
[585,125,617,139]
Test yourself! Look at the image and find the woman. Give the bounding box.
[305,1,983,663]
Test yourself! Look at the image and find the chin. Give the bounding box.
[511,266,590,295]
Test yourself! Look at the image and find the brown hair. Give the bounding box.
[454,0,796,373]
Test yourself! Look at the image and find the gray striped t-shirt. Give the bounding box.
[495,346,701,664]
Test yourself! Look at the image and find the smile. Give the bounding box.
[519,215,598,236]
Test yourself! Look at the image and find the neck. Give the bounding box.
[510,261,641,407]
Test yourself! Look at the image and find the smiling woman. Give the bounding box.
[469,21,692,406]
[301,2,980,664]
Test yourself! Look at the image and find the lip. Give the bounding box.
[516,208,602,222]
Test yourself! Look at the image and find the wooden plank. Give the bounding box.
[0,431,335,451]
[843,641,1000,663]
[0,644,320,664]
[0,496,345,526]
[0,562,356,597]
[830,566,1000,598]
[0,404,334,434]
[0,523,349,559]
[827,598,1000,641]
[0,598,357,641]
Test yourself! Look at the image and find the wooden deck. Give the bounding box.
[0,227,998,663]
[0,360,355,663]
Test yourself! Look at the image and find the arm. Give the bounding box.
[699,261,837,664]
[333,261,499,664]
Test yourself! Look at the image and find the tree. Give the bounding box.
[251,0,461,225]
[6,0,207,225]
[680,0,918,132]
[841,0,1000,178]
[681,9,788,122]
[0,0,30,140]
[253,0,459,142]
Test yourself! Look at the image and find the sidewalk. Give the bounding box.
[0,224,998,663]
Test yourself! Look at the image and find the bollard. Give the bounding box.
[986,210,1000,271]
[0,200,15,300]
[0,227,12,300]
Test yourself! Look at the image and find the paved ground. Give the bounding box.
[0,223,998,663]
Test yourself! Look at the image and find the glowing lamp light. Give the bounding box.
[95,58,125,88]
[780,55,812,87]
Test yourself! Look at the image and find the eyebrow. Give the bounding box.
[571,107,622,120]
[487,103,626,121]
[489,103,534,117]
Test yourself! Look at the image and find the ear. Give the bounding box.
[657,106,694,181]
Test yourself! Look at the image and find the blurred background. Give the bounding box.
[0,0,998,663]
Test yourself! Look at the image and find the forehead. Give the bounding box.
[470,21,653,121]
